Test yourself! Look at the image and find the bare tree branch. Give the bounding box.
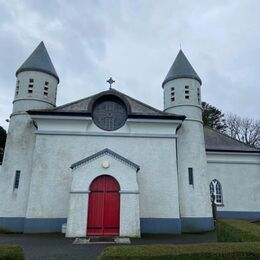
[225,113,260,148]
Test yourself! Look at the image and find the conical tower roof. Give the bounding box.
[162,50,201,87]
[16,41,59,82]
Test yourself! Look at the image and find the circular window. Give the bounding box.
[92,96,127,131]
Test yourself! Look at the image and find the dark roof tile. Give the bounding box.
[16,41,59,82]
[204,127,260,153]
[28,88,186,120]
[162,50,201,87]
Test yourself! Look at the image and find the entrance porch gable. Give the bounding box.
[66,148,141,238]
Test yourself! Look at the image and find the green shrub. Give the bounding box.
[0,228,11,234]
[99,242,260,259]
[0,245,24,260]
[217,219,260,242]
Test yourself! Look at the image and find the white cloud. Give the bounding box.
[0,0,259,130]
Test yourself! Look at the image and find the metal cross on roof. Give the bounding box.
[107,77,115,89]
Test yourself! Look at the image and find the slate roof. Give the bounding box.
[16,41,59,82]
[70,148,140,171]
[27,87,259,153]
[162,50,201,87]
[204,127,260,153]
[28,88,186,120]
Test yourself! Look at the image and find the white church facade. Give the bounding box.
[0,42,259,237]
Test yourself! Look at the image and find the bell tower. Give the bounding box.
[163,50,213,232]
[14,41,59,113]
[0,42,59,231]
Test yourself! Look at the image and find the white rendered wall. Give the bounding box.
[207,152,260,213]
[176,122,212,218]
[25,117,181,230]
[13,71,58,113]
[0,70,59,220]
[0,114,36,217]
[164,78,201,120]
[164,78,212,220]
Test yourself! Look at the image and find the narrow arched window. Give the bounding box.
[210,179,223,205]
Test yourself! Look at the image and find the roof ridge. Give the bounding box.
[204,126,260,151]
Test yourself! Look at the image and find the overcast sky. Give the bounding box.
[0,0,259,130]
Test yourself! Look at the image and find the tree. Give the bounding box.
[0,126,7,163]
[225,114,260,148]
[202,102,226,131]
[0,126,6,150]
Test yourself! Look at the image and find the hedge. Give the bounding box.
[0,245,24,260]
[99,242,260,259]
[217,219,260,242]
[0,228,11,234]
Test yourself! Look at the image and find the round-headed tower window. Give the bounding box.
[92,95,127,131]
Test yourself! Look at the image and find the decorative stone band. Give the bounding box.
[35,130,178,139]
[165,104,203,111]
[13,98,55,106]
[207,160,260,165]
[127,118,183,124]
[30,115,92,121]
[184,118,203,124]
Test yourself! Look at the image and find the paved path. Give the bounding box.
[0,232,217,260]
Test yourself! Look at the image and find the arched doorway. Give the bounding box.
[87,175,120,236]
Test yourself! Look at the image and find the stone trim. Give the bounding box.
[184,118,203,124]
[165,104,202,110]
[70,148,140,171]
[30,115,91,121]
[36,130,178,139]
[206,150,260,155]
[13,98,55,106]
[127,118,183,124]
[207,160,260,165]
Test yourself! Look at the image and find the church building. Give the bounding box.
[0,42,259,237]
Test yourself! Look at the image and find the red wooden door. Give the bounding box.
[87,175,120,236]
